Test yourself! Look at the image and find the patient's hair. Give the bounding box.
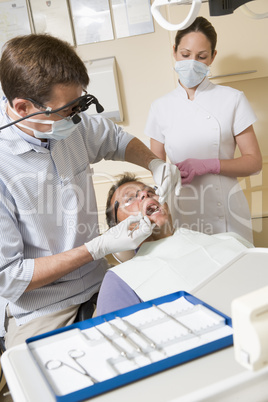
[106,173,139,228]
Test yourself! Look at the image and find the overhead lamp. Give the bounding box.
[151,0,268,31]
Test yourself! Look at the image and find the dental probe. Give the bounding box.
[95,326,131,360]
[161,165,166,187]
[103,318,143,353]
[128,221,140,237]
[153,304,194,335]
[115,316,166,355]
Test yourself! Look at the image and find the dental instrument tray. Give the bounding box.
[26,291,233,402]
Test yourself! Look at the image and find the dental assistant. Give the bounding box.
[0,33,181,348]
[145,17,262,243]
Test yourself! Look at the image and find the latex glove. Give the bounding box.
[85,213,155,260]
[176,158,220,185]
[149,159,181,204]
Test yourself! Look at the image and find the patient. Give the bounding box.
[96,173,253,315]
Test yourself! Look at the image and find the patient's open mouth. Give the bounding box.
[146,204,160,216]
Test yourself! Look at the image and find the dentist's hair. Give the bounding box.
[0,34,89,106]
[174,16,217,56]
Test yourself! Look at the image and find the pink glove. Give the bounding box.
[176,158,220,185]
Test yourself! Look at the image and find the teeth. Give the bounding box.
[146,204,159,216]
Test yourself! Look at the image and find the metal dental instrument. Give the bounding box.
[103,318,143,353]
[128,220,141,237]
[95,325,131,360]
[161,164,166,187]
[153,304,195,335]
[116,316,166,355]
[45,349,98,383]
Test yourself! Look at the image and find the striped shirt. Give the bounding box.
[0,98,133,332]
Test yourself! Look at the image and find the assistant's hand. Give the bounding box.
[149,159,181,204]
[85,214,155,260]
[176,158,220,185]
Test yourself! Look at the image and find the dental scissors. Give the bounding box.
[45,349,98,383]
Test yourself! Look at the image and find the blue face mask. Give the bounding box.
[174,59,209,88]
[11,107,78,141]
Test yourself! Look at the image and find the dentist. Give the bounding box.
[0,33,181,348]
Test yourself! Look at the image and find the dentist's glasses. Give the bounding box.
[25,91,104,124]
[0,92,104,131]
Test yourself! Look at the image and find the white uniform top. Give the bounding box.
[145,78,257,243]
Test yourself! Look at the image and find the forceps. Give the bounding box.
[45,349,98,383]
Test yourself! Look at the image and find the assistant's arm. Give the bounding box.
[220,125,262,177]
[175,126,262,184]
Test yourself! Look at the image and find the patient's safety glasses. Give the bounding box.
[114,186,157,224]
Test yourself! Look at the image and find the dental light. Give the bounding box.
[151,0,202,31]
[151,0,268,31]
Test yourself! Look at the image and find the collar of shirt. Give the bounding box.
[0,123,50,155]
[14,124,50,149]
[0,98,50,154]
[176,77,212,100]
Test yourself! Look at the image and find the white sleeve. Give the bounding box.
[233,91,257,136]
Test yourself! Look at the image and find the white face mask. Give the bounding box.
[174,59,210,88]
[10,107,78,141]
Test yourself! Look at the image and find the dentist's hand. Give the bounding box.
[176,158,220,185]
[85,214,155,260]
[149,159,181,204]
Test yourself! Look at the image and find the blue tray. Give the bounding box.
[26,291,233,402]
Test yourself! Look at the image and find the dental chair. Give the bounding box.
[74,292,99,322]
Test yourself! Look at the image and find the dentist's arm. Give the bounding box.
[125,137,181,203]
[27,215,153,291]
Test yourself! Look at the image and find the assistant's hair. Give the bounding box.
[106,173,139,228]
[174,16,217,55]
[0,34,89,106]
